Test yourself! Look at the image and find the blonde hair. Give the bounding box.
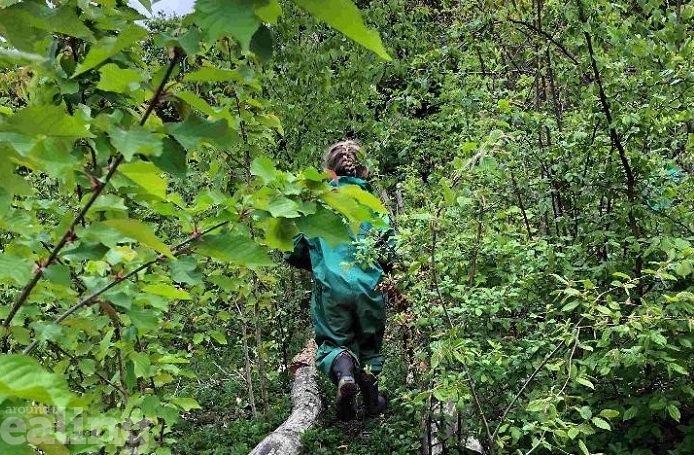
[324,140,368,178]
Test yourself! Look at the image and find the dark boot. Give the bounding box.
[357,370,387,416]
[331,351,358,421]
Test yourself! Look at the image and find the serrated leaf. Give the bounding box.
[295,206,350,247]
[291,0,391,60]
[97,63,143,93]
[169,397,201,412]
[109,125,163,161]
[167,114,238,150]
[142,283,192,300]
[73,25,148,76]
[119,160,168,199]
[194,229,273,267]
[591,416,611,430]
[0,354,76,408]
[189,0,265,49]
[667,404,681,422]
[130,352,151,378]
[103,219,173,258]
[250,156,277,184]
[2,105,93,138]
[0,253,33,285]
[578,439,590,455]
[339,184,386,214]
[575,376,595,389]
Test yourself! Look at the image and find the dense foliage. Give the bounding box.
[1,0,694,454]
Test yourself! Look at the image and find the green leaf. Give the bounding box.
[622,406,639,422]
[119,160,168,199]
[578,439,590,455]
[151,137,187,178]
[255,0,282,23]
[263,217,298,251]
[0,354,76,407]
[142,283,192,300]
[250,156,278,184]
[109,125,163,161]
[0,253,33,285]
[127,307,159,333]
[250,24,273,62]
[167,114,238,151]
[97,63,143,93]
[591,416,611,430]
[1,105,93,138]
[129,352,151,378]
[599,409,620,419]
[295,206,350,246]
[169,397,201,412]
[103,219,173,258]
[338,184,386,214]
[169,256,202,286]
[575,376,595,389]
[209,331,227,345]
[189,0,265,49]
[194,227,273,268]
[321,190,371,223]
[73,25,149,76]
[267,196,300,218]
[291,0,391,60]
[667,404,681,422]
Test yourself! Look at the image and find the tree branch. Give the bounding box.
[22,220,229,355]
[1,50,182,347]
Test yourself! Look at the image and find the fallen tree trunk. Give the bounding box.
[249,340,322,455]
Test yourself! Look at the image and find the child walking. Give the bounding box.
[286,140,390,421]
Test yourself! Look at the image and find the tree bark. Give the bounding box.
[248,340,322,455]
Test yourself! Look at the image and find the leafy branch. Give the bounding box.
[1,50,182,348]
[23,220,229,355]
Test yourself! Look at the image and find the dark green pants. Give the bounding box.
[311,281,386,377]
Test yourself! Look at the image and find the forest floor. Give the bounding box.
[171,325,425,455]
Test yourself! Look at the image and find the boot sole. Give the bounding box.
[335,377,358,421]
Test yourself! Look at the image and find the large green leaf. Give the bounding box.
[1,105,93,138]
[167,114,238,151]
[0,253,34,285]
[295,206,350,246]
[97,63,144,93]
[194,228,273,267]
[108,125,163,161]
[118,160,168,199]
[0,354,76,408]
[263,217,298,251]
[291,0,391,60]
[103,219,174,258]
[338,184,386,214]
[73,25,148,76]
[188,0,267,50]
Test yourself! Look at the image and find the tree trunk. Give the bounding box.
[248,340,322,455]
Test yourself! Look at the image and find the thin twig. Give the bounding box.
[22,221,229,355]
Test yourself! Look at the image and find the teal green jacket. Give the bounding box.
[286,176,392,295]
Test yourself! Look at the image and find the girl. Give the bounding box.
[286,140,390,421]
